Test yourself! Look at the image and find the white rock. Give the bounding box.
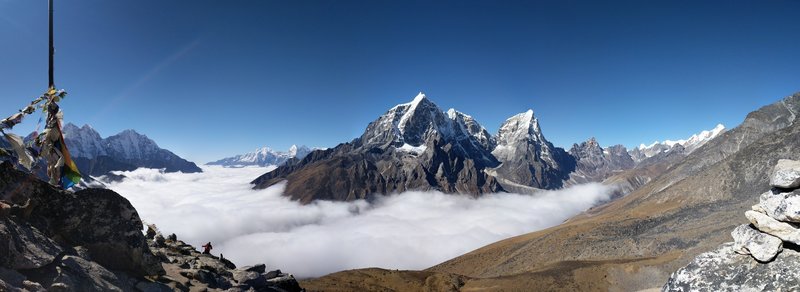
[770,159,800,189]
[751,203,767,214]
[730,224,782,262]
[745,210,800,245]
[759,189,800,223]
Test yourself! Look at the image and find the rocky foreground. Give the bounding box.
[664,159,800,290]
[0,161,303,292]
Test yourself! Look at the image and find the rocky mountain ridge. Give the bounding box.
[61,123,201,176]
[252,93,645,203]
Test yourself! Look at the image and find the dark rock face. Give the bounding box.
[565,138,634,186]
[0,218,62,270]
[61,123,201,176]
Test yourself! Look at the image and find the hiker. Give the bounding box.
[202,242,213,254]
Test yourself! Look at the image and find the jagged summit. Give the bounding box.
[446,108,495,151]
[361,92,452,147]
[60,122,201,175]
[494,109,545,145]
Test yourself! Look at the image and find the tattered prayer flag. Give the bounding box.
[3,132,34,170]
[54,121,80,189]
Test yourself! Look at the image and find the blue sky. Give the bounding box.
[1,0,798,163]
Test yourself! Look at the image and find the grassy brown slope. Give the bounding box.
[301,256,678,292]
[427,96,800,288]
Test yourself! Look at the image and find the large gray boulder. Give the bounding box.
[745,210,800,245]
[25,187,164,277]
[730,224,782,262]
[663,243,800,291]
[759,188,800,223]
[0,161,164,278]
[770,159,800,189]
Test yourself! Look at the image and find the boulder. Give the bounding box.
[266,274,303,292]
[29,188,164,277]
[243,264,266,274]
[264,269,282,279]
[745,210,800,244]
[759,189,800,223]
[196,255,232,277]
[730,224,782,262]
[0,162,163,277]
[0,218,62,270]
[43,255,127,292]
[231,270,266,289]
[770,159,800,189]
[664,243,800,291]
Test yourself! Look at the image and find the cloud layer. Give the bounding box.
[107,166,612,278]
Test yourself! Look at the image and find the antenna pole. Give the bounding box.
[48,0,54,89]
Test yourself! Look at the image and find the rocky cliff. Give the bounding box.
[0,161,303,292]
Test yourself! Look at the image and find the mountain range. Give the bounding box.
[207,145,314,167]
[252,92,725,203]
[61,123,201,176]
[297,91,800,291]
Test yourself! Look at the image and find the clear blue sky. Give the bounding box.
[1,0,798,163]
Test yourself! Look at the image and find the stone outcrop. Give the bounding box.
[142,231,304,292]
[0,161,304,291]
[664,159,800,290]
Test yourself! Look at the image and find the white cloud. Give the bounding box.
[107,166,613,278]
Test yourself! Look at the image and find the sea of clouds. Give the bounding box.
[107,166,613,278]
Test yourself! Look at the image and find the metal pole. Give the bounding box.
[48,0,54,89]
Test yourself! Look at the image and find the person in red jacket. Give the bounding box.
[202,242,213,254]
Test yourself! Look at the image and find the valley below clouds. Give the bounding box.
[107,166,613,278]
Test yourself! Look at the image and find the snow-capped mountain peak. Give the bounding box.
[633,124,726,161]
[59,123,202,174]
[361,92,452,146]
[207,145,314,167]
[62,123,107,159]
[495,109,545,144]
